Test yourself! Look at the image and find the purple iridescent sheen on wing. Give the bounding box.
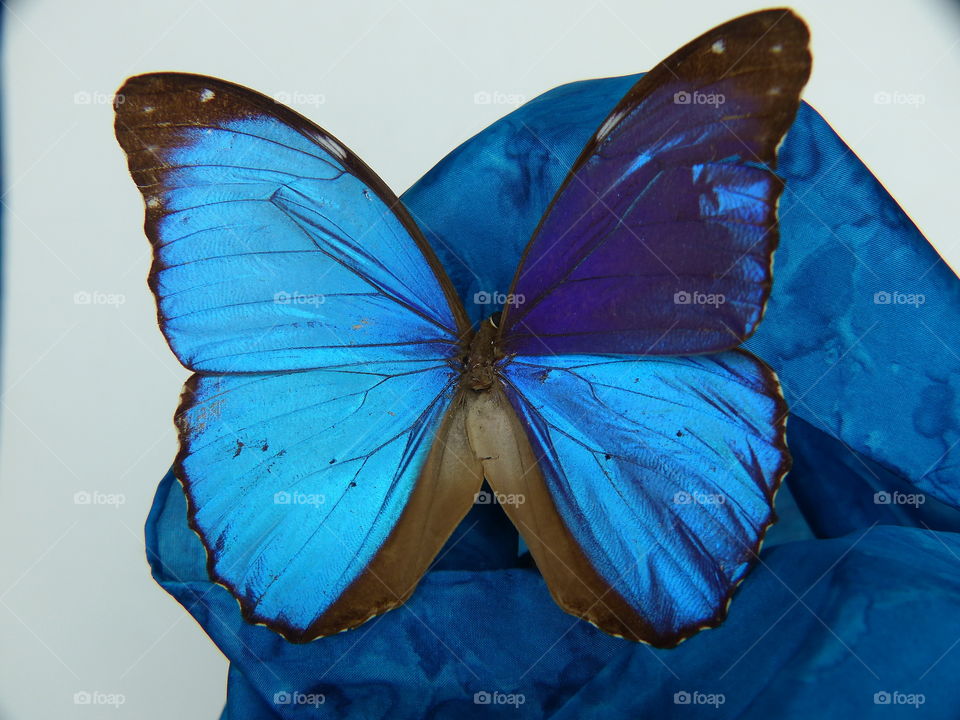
[499,9,810,356]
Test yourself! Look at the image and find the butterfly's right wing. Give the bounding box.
[484,351,789,647]
[115,74,483,640]
[498,9,811,357]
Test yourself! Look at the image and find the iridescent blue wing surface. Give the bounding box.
[115,74,482,640]
[498,9,811,356]
[176,364,483,640]
[495,351,789,646]
[115,73,467,373]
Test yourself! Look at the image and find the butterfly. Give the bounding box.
[114,8,810,647]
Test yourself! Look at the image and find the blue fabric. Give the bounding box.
[145,75,960,718]
[751,102,960,511]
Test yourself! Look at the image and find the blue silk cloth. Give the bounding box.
[146,75,960,718]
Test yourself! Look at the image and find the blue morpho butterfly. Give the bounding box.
[114,8,810,648]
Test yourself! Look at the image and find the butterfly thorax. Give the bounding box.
[463,314,503,392]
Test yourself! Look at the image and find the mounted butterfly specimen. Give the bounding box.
[115,8,810,647]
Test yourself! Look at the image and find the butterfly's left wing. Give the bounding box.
[491,350,789,646]
[115,73,468,373]
[498,9,811,356]
[115,74,483,641]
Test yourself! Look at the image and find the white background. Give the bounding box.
[1,1,958,717]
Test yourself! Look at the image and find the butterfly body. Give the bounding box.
[116,8,809,647]
[461,314,503,391]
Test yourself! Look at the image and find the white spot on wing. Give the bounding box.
[146,196,161,209]
[200,89,215,102]
[770,44,783,54]
[143,105,155,114]
[596,109,627,142]
[315,133,347,162]
[711,39,726,54]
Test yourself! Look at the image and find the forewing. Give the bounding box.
[497,350,789,646]
[499,9,810,356]
[115,73,467,373]
[176,362,484,640]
